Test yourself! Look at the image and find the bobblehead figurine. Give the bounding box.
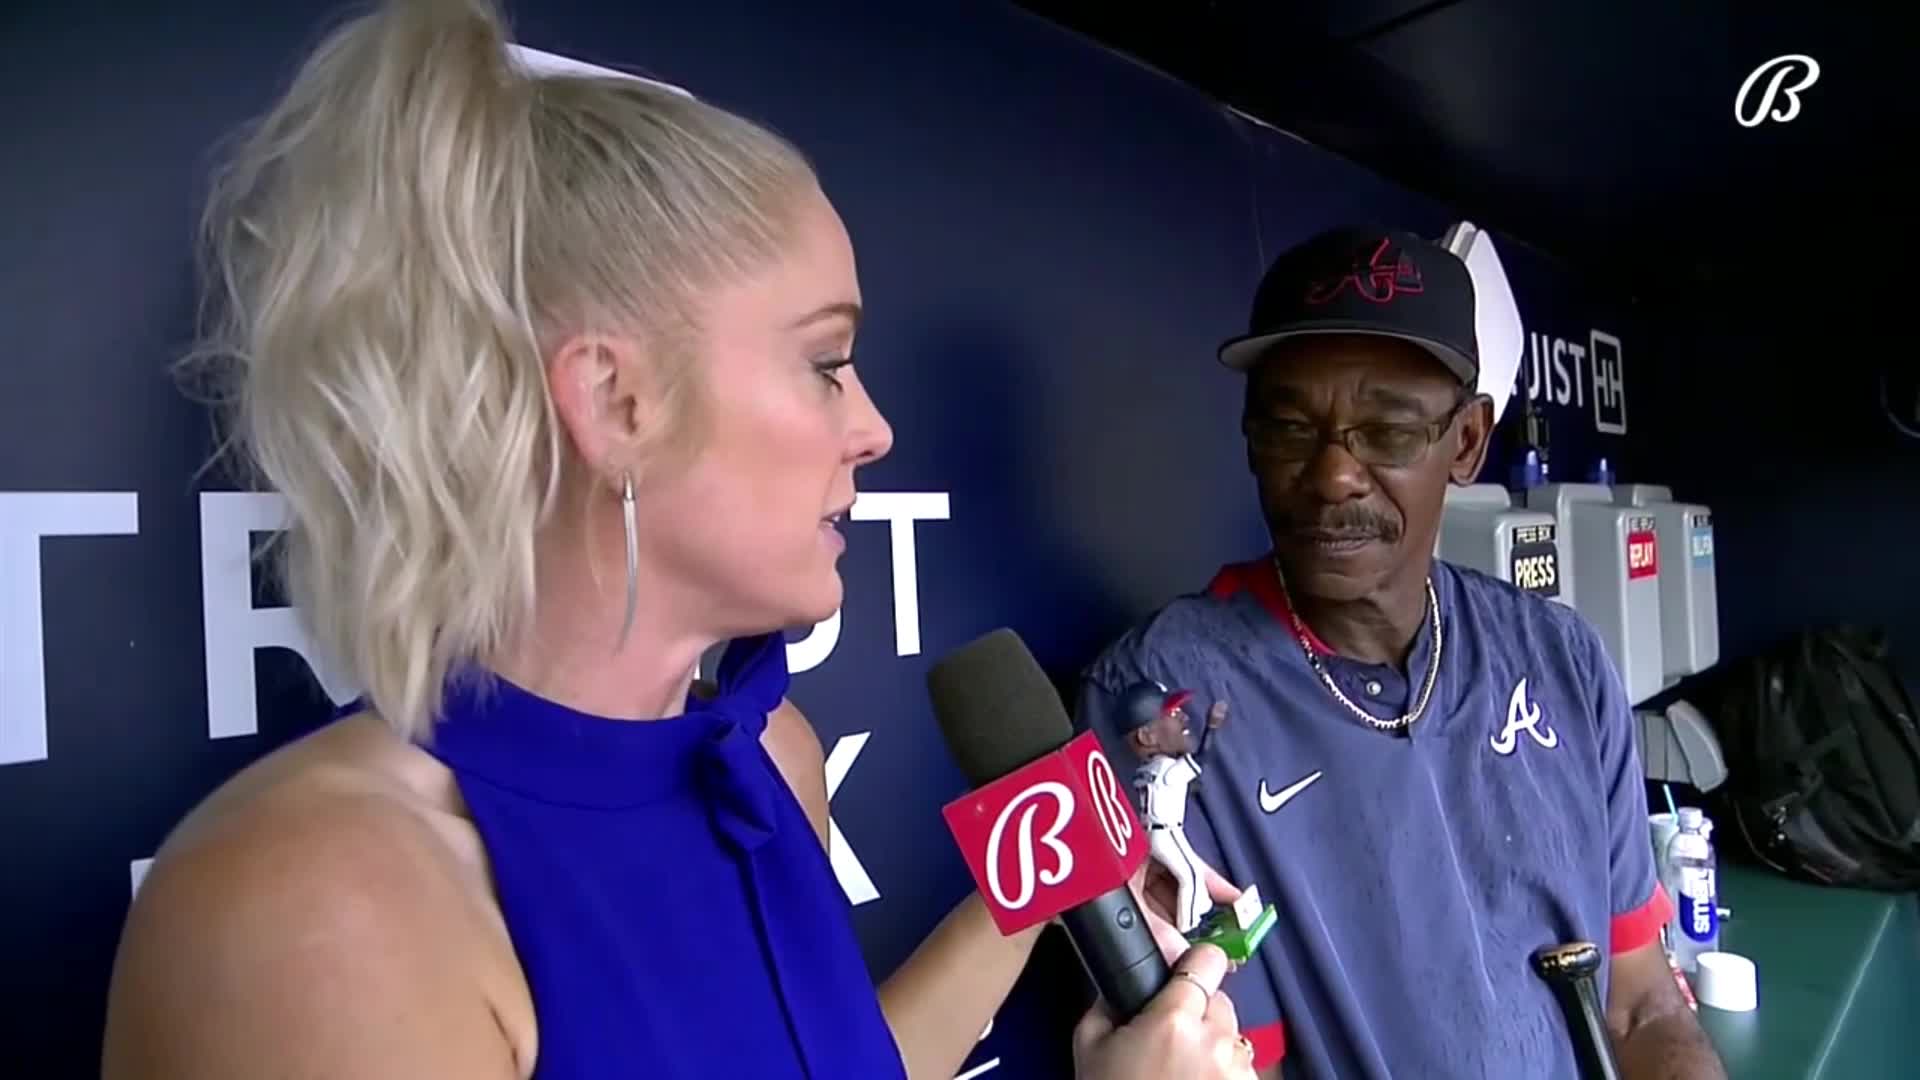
[1118,681,1277,961]
[1117,681,1228,934]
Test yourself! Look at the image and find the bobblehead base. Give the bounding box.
[1188,886,1277,966]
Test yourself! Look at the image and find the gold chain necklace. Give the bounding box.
[1273,558,1443,733]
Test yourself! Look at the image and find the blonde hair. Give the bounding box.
[188,0,817,740]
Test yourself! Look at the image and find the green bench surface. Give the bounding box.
[1695,862,1920,1079]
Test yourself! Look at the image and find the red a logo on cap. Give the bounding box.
[1306,237,1425,305]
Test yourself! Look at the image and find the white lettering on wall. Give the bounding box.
[200,493,358,738]
[20,486,950,909]
[1527,332,1585,407]
[197,491,942,736]
[0,492,140,765]
[786,609,841,675]
[957,1059,1004,1080]
[1523,330,1620,430]
[823,731,880,906]
[956,1017,1002,1079]
[1591,330,1628,435]
[850,492,950,657]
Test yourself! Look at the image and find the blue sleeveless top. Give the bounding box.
[416,633,908,1079]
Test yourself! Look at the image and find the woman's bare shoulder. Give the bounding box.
[762,697,828,847]
[101,714,534,1079]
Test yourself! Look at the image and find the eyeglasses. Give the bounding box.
[1243,395,1472,468]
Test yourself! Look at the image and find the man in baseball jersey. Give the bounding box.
[1075,226,1725,1078]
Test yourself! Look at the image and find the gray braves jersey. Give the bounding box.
[1075,556,1670,1078]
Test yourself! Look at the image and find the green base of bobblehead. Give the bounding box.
[1190,887,1278,965]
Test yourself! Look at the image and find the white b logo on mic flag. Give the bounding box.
[1085,751,1133,857]
[984,781,1077,910]
[1735,55,1821,128]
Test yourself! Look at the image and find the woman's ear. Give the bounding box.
[547,331,654,474]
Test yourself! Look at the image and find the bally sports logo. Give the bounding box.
[1086,749,1134,856]
[1736,55,1820,128]
[983,781,1077,911]
[944,732,1148,933]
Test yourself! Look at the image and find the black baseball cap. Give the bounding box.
[1218,225,1479,387]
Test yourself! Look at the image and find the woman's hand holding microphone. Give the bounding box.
[1068,838,1255,1078]
[1073,943,1256,1080]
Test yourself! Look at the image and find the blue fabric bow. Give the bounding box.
[698,718,779,853]
[694,633,792,853]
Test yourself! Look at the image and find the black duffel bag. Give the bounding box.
[1691,625,1920,892]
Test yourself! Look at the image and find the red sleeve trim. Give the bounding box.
[1243,1021,1286,1070]
[1610,881,1673,954]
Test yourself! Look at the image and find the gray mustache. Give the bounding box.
[1279,509,1401,542]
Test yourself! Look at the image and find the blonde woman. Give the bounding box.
[100,2,1255,1078]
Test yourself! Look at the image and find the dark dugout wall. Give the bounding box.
[0,0,1647,1073]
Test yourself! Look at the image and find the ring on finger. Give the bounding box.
[1171,970,1214,1002]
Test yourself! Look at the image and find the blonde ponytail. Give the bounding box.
[188,0,817,740]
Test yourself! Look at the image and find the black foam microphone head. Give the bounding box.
[926,628,1076,785]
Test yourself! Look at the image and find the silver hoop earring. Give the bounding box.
[617,471,638,651]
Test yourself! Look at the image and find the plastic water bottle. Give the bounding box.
[1666,807,1719,971]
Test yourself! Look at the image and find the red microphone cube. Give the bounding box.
[941,730,1149,935]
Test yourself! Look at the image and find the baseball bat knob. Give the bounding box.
[1532,941,1603,981]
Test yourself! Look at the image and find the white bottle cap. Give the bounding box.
[1692,951,1757,1012]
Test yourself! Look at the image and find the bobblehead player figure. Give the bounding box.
[1118,681,1228,934]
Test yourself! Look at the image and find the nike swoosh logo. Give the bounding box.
[1258,770,1324,814]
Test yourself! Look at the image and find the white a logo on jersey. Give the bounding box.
[1490,678,1559,755]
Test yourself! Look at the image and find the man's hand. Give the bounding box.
[1131,851,1242,963]
[1607,942,1727,1079]
[1207,701,1230,730]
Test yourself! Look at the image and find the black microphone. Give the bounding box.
[927,628,1171,1022]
